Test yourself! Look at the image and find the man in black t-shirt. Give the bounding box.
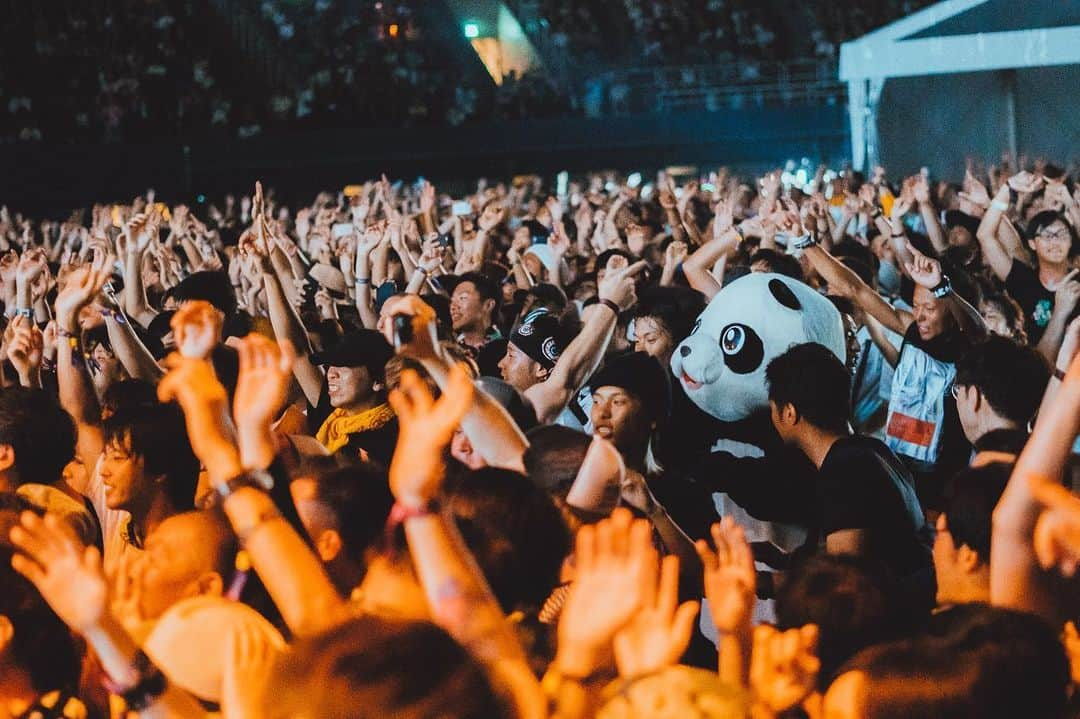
[766,343,934,609]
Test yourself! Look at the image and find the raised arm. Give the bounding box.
[904,240,987,341]
[383,295,529,472]
[914,175,947,255]
[11,513,209,717]
[991,346,1080,621]
[55,265,111,489]
[122,212,161,328]
[260,256,324,406]
[526,261,645,424]
[682,208,739,299]
[157,351,350,637]
[802,239,911,336]
[975,183,1019,281]
[388,365,546,719]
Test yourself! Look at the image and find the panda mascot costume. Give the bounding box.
[668,272,846,622]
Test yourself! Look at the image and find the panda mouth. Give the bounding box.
[681,371,703,390]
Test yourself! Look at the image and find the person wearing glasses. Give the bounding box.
[976,176,1080,356]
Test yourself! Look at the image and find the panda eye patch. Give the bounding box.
[719,323,763,374]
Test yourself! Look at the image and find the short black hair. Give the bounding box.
[954,336,1049,427]
[0,387,76,486]
[776,554,899,689]
[454,271,501,312]
[167,270,238,317]
[446,467,571,613]
[311,463,395,565]
[942,462,1011,560]
[749,248,804,281]
[103,403,200,511]
[634,286,707,347]
[1027,209,1079,256]
[766,342,851,434]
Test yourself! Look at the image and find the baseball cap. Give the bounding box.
[509,311,564,370]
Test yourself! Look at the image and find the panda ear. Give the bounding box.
[768,279,802,311]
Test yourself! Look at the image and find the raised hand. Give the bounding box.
[903,240,943,289]
[556,508,657,676]
[477,203,503,232]
[1008,170,1044,195]
[9,511,108,635]
[55,265,110,332]
[232,331,295,473]
[750,624,821,715]
[598,259,647,311]
[6,314,44,386]
[959,171,991,209]
[233,333,296,437]
[549,221,571,258]
[419,181,436,215]
[171,300,224,359]
[613,554,700,678]
[158,352,242,482]
[388,364,474,508]
[696,517,756,636]
[15,247,47,285]
[381,292,442,362]
[1053,269,1080,318]
[665,239,689,267]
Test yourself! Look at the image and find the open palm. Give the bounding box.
[10,512,108,634]
[614,554,700,677]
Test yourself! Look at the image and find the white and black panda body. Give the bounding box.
[668,272,847,622]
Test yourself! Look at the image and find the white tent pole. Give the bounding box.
[848,79,868,171]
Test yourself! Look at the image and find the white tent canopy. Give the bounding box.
[839,0,1080,174]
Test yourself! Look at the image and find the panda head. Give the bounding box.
[670,273,847,422]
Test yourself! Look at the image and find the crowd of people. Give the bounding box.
[4,0,944,144]
[1,156,1080,718]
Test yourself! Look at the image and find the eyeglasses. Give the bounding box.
[950,383,965,400]
[1036,228,1071,243]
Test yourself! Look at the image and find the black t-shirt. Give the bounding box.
[1006,260,1054,343]
[818,435,931,582]
[897,324,973,509]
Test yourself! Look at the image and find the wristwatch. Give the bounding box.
[214,469,274,500]
[931,276,953,299]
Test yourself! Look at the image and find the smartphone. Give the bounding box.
[332,223,354,239]
[451,200,473,216]
[392,314,414,350]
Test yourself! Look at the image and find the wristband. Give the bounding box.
[871,208,883,219]
[387,498,441,525]
[101,649,167,710]
[991,199,1009,211]
[57,326,79,339]
[598,298,622,316]
[214,469,274,501]
[355,277,371,286]
[14,308,32,318]
[790,233,818,250]
[931,276,953,299]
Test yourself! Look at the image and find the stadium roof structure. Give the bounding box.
[839,0,1080,171]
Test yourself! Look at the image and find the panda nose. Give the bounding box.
[680,346,691,357]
